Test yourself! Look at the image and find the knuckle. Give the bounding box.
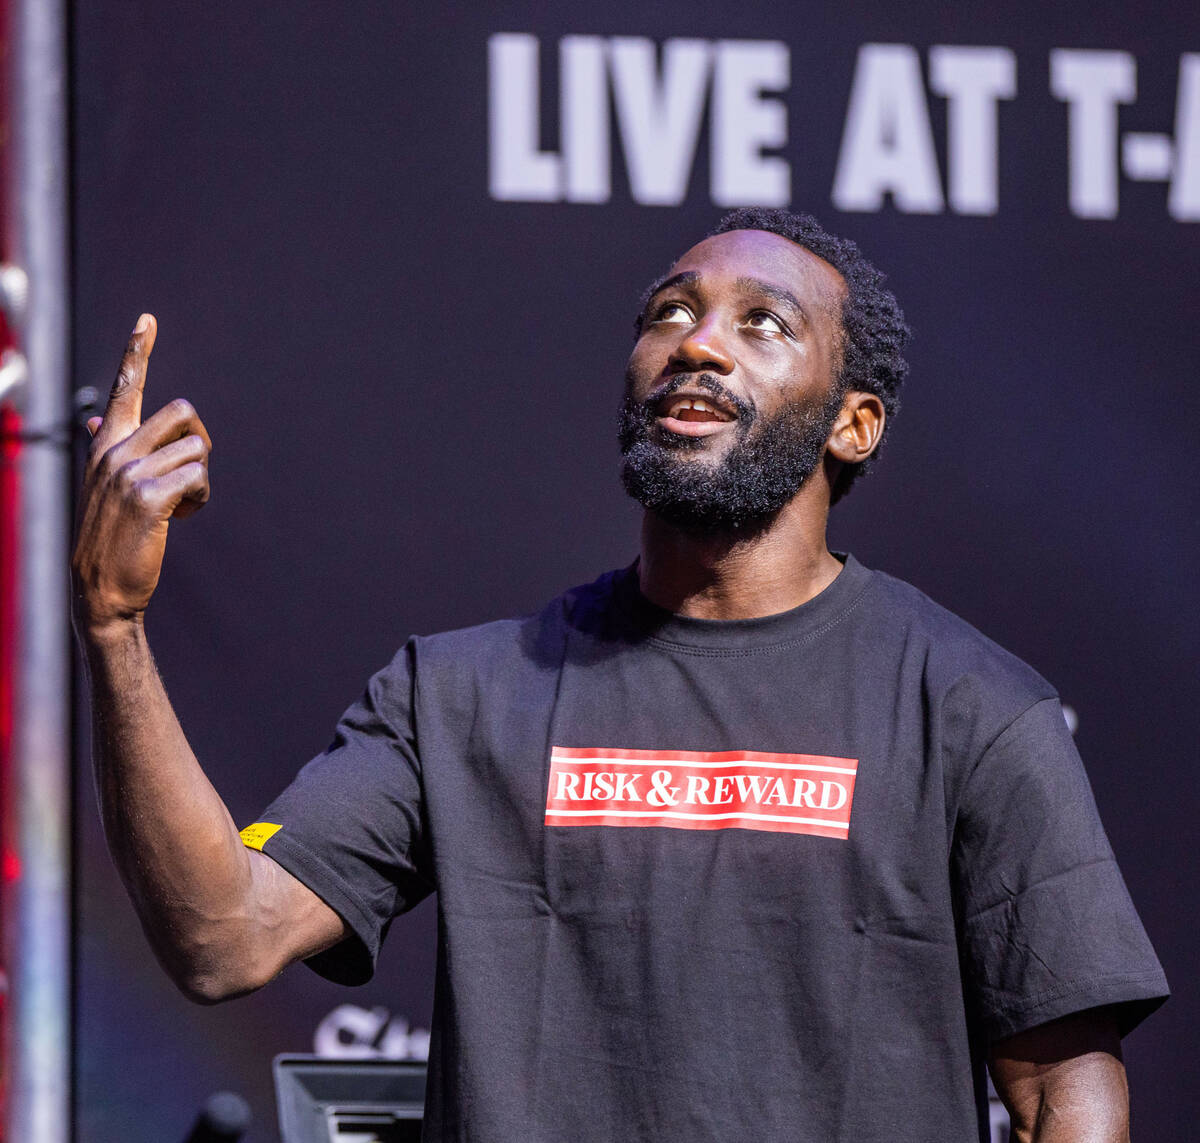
[96,445,122,480]
[111,363,137,394]
[114,460,139,493]
[175,434,207,465]
[170,397,196,420]
[131,479,156,510]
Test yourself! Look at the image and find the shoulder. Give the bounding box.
[868,566,1055,690]
[854,564,1060,749]
[404,567,628,681]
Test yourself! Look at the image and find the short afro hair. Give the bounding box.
[710,207,910,504]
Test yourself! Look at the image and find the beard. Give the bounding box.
[618,370,844,534]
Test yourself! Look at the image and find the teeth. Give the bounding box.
[670,398,711,416]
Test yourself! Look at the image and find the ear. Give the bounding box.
[826,390,885,465]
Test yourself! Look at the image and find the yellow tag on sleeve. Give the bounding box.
[239,822,283,851]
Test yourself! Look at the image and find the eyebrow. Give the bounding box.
[634,270,698,335]
[637,269,811,328]
[734,276,810,324]
[639,270,699,313]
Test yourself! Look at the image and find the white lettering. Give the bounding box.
[765,777,789,805]
[377,1016,432,1062]
[647,768,681,806]
[818,780,848,811]
[1122,133,1173,181]
[488,34,561,201]
[685,774,712,803]
[313,1005,389,1059]
[561,36,610,203]
[593,772,614,800]
[928,46,1016,215]
[1050,49,1136,219]
[613,772,642,801]
[314,1005,431,1062]
[1170,54,1200,221]
[710,775,734,804]
[734,773,772,802]
[555,771,580,801]
[791,778,818,808]
[832,43,944,214]
[711,40,790,206]
[610,37,712,205]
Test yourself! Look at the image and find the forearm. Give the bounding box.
[72,316,347,999]
[81,617,264,999]
[1011,1064,1129,1143]
[992,1011,1129,1143]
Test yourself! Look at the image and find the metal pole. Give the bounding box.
[4,0,71,1134]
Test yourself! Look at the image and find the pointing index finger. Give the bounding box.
[95,313,157,449]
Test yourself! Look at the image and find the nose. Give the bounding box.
[668,312,734,376]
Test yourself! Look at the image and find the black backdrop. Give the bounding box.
[72,3,1198,1140]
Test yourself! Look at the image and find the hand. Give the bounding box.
[72,314,212,635]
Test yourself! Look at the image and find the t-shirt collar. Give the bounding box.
[610,552,873,652]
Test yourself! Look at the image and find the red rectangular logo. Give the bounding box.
[545,747,858,839]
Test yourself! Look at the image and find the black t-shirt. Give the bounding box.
[248,556,1167,1142]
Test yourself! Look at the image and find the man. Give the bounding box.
[73,208,1167,1142]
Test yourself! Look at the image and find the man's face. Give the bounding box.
[619,229,849,532]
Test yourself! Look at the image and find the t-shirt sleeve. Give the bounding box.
[952,697,1168,1042]
[241,640,435,985]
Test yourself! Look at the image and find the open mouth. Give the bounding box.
[662,397,734,422]
[654,392,739,436]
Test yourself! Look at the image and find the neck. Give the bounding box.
[637,484,842,620]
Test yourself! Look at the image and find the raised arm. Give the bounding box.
[72,315,346,1002]
[989,1008,1129,1143]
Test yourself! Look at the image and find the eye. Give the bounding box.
[653,301,694,324]
[745,310,786,334]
